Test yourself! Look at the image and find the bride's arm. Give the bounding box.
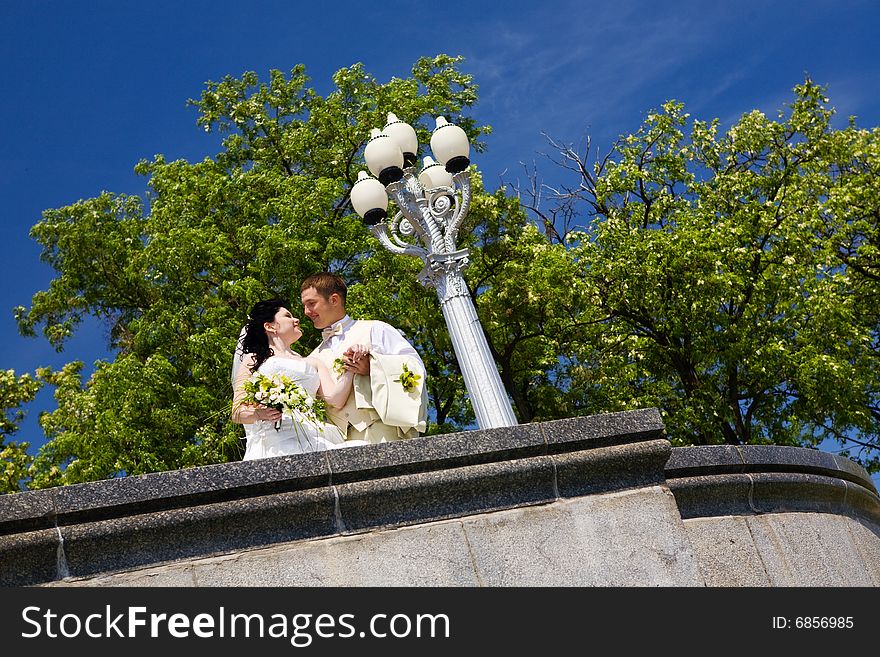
[232,355,282,424]
[307,356,357,409]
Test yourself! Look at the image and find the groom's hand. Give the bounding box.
[344,345,371,376]
[347,358,370,376]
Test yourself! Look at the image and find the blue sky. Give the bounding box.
[2,0,879,482]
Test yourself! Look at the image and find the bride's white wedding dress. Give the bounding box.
[242,356,351,460]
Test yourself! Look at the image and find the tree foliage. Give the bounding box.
[12,61,880,491]
[0,369,42,493]
[530,80,880,469]
[16,55,494,487]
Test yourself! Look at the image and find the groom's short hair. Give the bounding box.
[301,272,347,304]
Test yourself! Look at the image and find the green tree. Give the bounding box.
[17,55,492,487]
[530,80,879,470]
[0,369,42,493]
[350,171,594,427]
[459,178,596,423]
[16,61,879,488]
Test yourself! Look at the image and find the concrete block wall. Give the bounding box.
[665,445,880,586]
[1,409,877,587]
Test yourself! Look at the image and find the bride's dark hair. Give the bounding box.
[241,298,286,373]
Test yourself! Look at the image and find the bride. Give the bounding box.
[231,298,368,459]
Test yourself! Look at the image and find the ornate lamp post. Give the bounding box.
[350,113,518,429]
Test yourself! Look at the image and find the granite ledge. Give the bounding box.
[665,444,876,493]
[0,409,664,536]
[668,471,880,523]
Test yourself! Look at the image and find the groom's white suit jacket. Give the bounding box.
[309,316,427,442]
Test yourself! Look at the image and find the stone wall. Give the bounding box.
[666,445,880,586]
[1,409,877,587]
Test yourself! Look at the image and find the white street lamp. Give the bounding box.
[418,156,453,190]
[364,128,404,185]
[350,171,389,226]
[352,113,518,429]
[429,116,470,173]
[383,113,419,167]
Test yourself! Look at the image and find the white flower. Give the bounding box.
[240,371,328,431]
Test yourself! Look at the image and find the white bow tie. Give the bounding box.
[321,317,355,342]
[321,324,343,340]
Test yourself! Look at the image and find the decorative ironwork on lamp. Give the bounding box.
[350,114,518,429]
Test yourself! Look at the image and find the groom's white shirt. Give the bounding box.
[312,314,427,440]
[321,315,425,373]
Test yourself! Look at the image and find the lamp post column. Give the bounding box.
[353,113,520,429]
[420,250,518,428]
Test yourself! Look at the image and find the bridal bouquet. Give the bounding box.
[241,371,327,430]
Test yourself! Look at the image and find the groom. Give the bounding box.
[300,272,427,444]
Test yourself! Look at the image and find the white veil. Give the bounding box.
[231,325,247,385]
